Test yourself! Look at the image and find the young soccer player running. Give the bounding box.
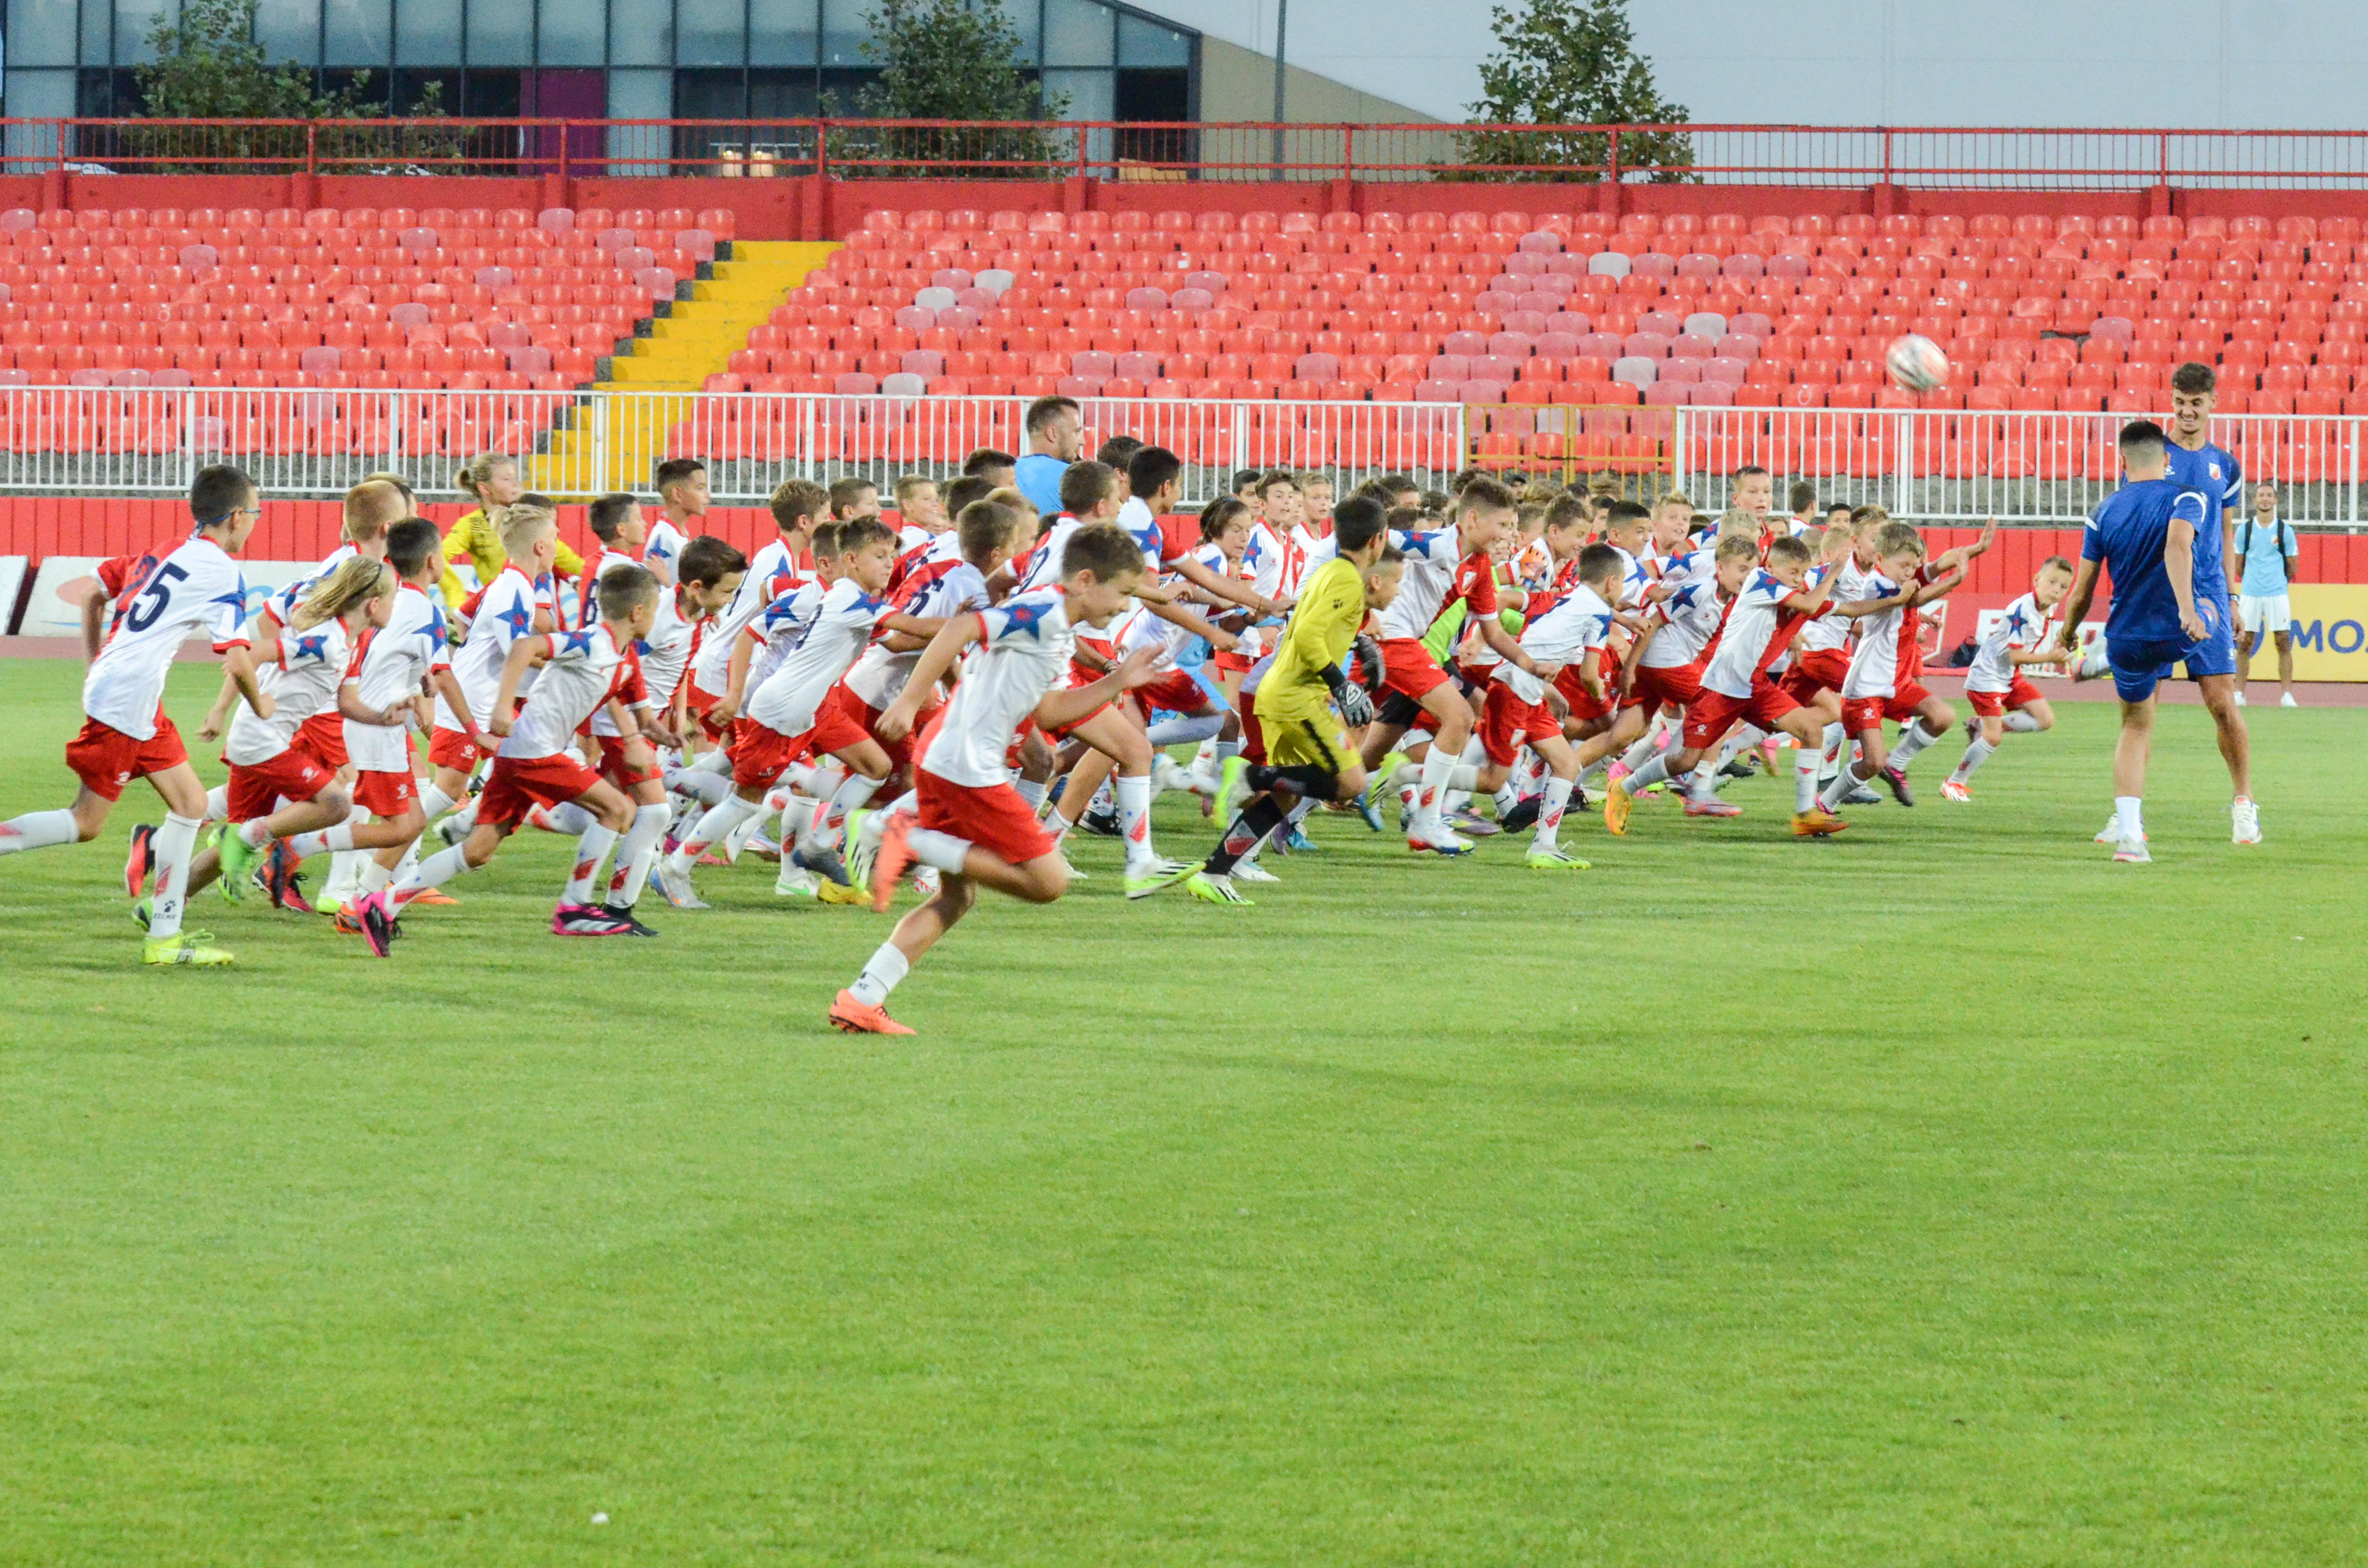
[1477,541,1626,871]
[1604,527,1858,839]
[1,465,267,965]
[1943,555,2072,800]
[351,565,666,951]
[832,525,1164,1034]
[1816,522,1986,814]
[647,458,706,580]
[2045,420,2245,862]
[576,492,647,626]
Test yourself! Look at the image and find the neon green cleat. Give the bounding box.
[1185,871,1253,907]
[130,896,153,931]
[143,931,234,966]
[1124,856,1196,900]
[1525,844,1592,871]
[214,825,261,902]
[1215,755,1249,820]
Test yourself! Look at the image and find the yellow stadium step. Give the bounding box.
[532,240,839,497]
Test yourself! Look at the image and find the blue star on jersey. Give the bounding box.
[997,598,1057,641]
[494,596,534,638]
[288,631,332,664]
[557,629,598,658]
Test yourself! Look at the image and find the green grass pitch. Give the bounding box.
[2,656,2364,1566]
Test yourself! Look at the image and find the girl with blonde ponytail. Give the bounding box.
[435,454,586,611]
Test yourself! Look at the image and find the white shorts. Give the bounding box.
[2240,593,2292,634]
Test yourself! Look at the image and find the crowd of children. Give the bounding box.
[2,404,2144,1009]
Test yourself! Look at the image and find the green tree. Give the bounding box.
[133,0,376,121]
[1456,0,1694,183]
[835,0,1069,179]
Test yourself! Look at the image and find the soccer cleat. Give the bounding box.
[2073,645,2112,682]
[1123,856,1196,900]
[1352,782,1385,832]
[2113,834,2153,864]
[844,808,877,888]
[1150,752,1194,796]
[1940,778,1973,803]
[869,811,918,913]
[1406,822,1474,856]
[1231,858,1281,884]
[261,841,308,911]
[1683,797,1743,818]
[409,887,460,906]
[1603,779,1634,836]
[1053,848,1087,882]
[1078,804,1122,839]
[1879,765,1916,807]
[1606,760,1632,789]
[352,892,398,957]
[1962,715,1981,743]
[1844,782,1882,807]
[1446,807,1500,837]
[143,930,234,966]
[1283,826,1317,853]
[650,862,710,911]
[1791,807,1850,838]
[2280,692,2299,708]
[2232,798,2263,845]
[830,989,916,1035]
[1185,870,1254,906]
[214,826,260,902]
[523,804,562,833]
[551,902,636,937]
[435,814,471,847]
[124,822,155,897]
[774,865,821,899]
[130,896,152,931]
[816,879,871,906]
[1497,797,1542,833]
[743,833,783,863]
[1525,844,1591,871]
[792,837,852,886]
[1215,754,1250,820]
[597,902,661,936]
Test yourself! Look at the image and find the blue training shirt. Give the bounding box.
[2083,478,2211,644]
[1014,453,1069,518]
[2161,438,2241,603]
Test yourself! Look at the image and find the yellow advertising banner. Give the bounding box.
[2243,585,2368,682]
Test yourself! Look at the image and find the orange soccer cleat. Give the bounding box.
[829,990,914,1036]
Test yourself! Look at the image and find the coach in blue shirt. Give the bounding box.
[1014,395,1083,517]
[2051,418,2262,860]
[2230,480,2303,708]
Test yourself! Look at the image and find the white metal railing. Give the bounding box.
[0,384,2358,525]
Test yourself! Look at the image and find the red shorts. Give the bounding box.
[64,712,188,801]
[1779,646,1851,704]
[1136,669,1214,716]
[1239,702,1267,764]
[596,735,663,789]
[685,682,731,741]
[1554,648,1618,723]
[1212,650,1255,676]
[1842,682,1931,734]
[427,726,485,772]
[351,767,419,817]
[1377,636,1450,702]
[846,688,939,779]
[1039,685,1113,742]
[477,752,602,827]
[296,710,348,769]
[225,748,336,821]
[1682,682,1800,751]
[917,767,1055,868]
[1624,661,1703,712]
[1478,680,1558,767]
[1968,676,2041,718]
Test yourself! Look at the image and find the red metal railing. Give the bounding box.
[13,118,2368,189]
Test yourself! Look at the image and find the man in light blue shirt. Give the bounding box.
[2228,480,2302,708]
[1013,395,1082,518]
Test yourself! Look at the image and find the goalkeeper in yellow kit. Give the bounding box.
[1187,497,1402,905]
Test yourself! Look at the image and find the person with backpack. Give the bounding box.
[2230,481,2303,708]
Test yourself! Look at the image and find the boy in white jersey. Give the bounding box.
[1817,522,1986,814]
[1606,528,1858,838]
[417,505,546,858]
[352,565,668,953]
[176,555,392,912]
[685,478,824,742]
[1,464,267,966]
[891,474,948,549]
[647,458,706,581]
[833,524,1163,1035]
[660,520,948,902]
[1943,554,2071,800]
[1475,543,1625,869]
[649,535,744,753]
[576,492,646,627]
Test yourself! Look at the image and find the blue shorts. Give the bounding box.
[2108,635,2187,703]
[2181,596,2238,678]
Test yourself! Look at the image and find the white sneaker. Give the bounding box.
[774,864,821,899]
[2280,692,2299,708]
[2093,814,2122,845]
[2113,834,2152,864]
[2234,689,2247,707]
[1150,753,1193,795]
[1232,858,1281,884]
[2232,797,2262,845]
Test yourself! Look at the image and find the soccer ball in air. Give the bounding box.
[1885,333,1949,393]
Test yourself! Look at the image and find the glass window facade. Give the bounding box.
[7,0,1198,125]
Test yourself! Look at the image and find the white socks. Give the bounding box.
[1890,721,1938,770]
[1533,776,1573,845]
[204,784,229,823]
[284,822,356,859]
[1952,737,1996,781]
[1145,713,1223,746]
[1794,750,1821,812]
[562,823,619,906]
[146,812,201,939]
[390,844,475,907]
[1115,773,1155,869]
[1623,754,1672,792]
[545,801,597,836]
[417,782,458,822]
[605,803,673,908]
[0,808,77,855]
[2115,795,2144,841]
[808,772,881,850]
[664,766,732,807]
[2003,711,2042,733]
[672,794,765,873]
[1414,744,1458,829]
[906,828,974,875]
[849,942,912,1006]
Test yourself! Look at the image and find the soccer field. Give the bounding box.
[2,656,2364,1566]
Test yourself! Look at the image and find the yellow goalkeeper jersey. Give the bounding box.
[1257,554,1364,713]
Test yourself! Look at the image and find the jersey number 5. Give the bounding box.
[125,562,189,633]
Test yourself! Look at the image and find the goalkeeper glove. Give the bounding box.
[1325,664,1375,727]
